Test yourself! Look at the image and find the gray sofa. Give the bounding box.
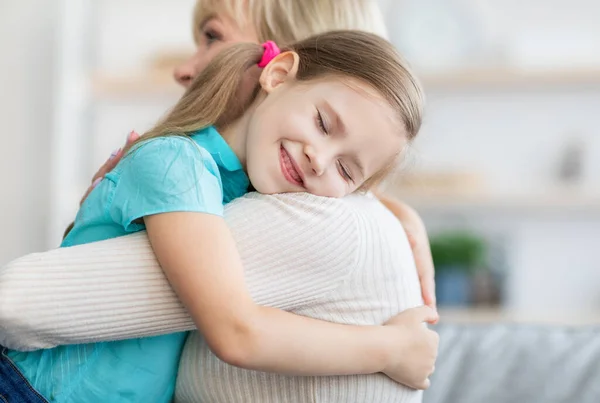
[424,323,600,403]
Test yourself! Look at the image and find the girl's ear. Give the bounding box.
[258,51,300,93]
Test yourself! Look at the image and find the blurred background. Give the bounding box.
[1,0,599,324]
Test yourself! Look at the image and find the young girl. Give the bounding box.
[2,31,425,402]
[80,0,437,311]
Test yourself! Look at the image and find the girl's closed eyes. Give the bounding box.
[316,108,328,135]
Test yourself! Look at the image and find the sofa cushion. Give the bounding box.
[424,323,600,403]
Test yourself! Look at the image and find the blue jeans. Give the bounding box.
[0,347,48,403]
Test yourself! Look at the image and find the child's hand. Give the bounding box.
[382,306,439,390]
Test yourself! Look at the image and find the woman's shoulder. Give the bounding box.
[225,192,407,264]
[237,192,413,266]
[224,193,364,274]
[228,192,395,229]
[228,192,362,230]
[232,192,374,213]
[343,193,414,252]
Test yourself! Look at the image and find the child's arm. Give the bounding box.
[144,207,435,383]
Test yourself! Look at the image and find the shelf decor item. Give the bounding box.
[430,230,487,306]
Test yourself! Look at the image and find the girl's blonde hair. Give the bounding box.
[193,0,388,46]
[137,31,423,188]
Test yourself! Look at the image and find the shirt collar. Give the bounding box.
[190,126,244,173]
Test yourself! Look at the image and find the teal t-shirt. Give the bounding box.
[8,126,249,403]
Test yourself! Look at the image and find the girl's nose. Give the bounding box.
[304,144,327,176]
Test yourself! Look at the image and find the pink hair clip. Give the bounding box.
[258,40,281,68]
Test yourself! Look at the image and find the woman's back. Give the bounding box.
[175,193,424,403]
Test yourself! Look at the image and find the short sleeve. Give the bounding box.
[109,137,224,231]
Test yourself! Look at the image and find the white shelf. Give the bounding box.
[383,190,600,214]
[90,67,600,98]
[420,68,600,89]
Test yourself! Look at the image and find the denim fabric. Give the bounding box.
[0,347,48,403]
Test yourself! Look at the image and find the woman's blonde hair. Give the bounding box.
[136,30,423,188]
[193,0,388,46]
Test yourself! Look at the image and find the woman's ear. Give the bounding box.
[259,51,300,93]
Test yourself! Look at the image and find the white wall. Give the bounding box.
[0,0,57,263]
[383,0,600,195]
[95,0,197,73]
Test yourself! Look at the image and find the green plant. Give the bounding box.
[430,231,487,273]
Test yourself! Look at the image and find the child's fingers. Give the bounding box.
[422,279,437,310]
[408,305,439,324]
[104,130,138,171]
[421,289,438,324]
[105,146,125,172]
[98,130,137,179]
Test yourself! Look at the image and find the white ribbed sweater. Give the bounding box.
[0,193,423,403]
